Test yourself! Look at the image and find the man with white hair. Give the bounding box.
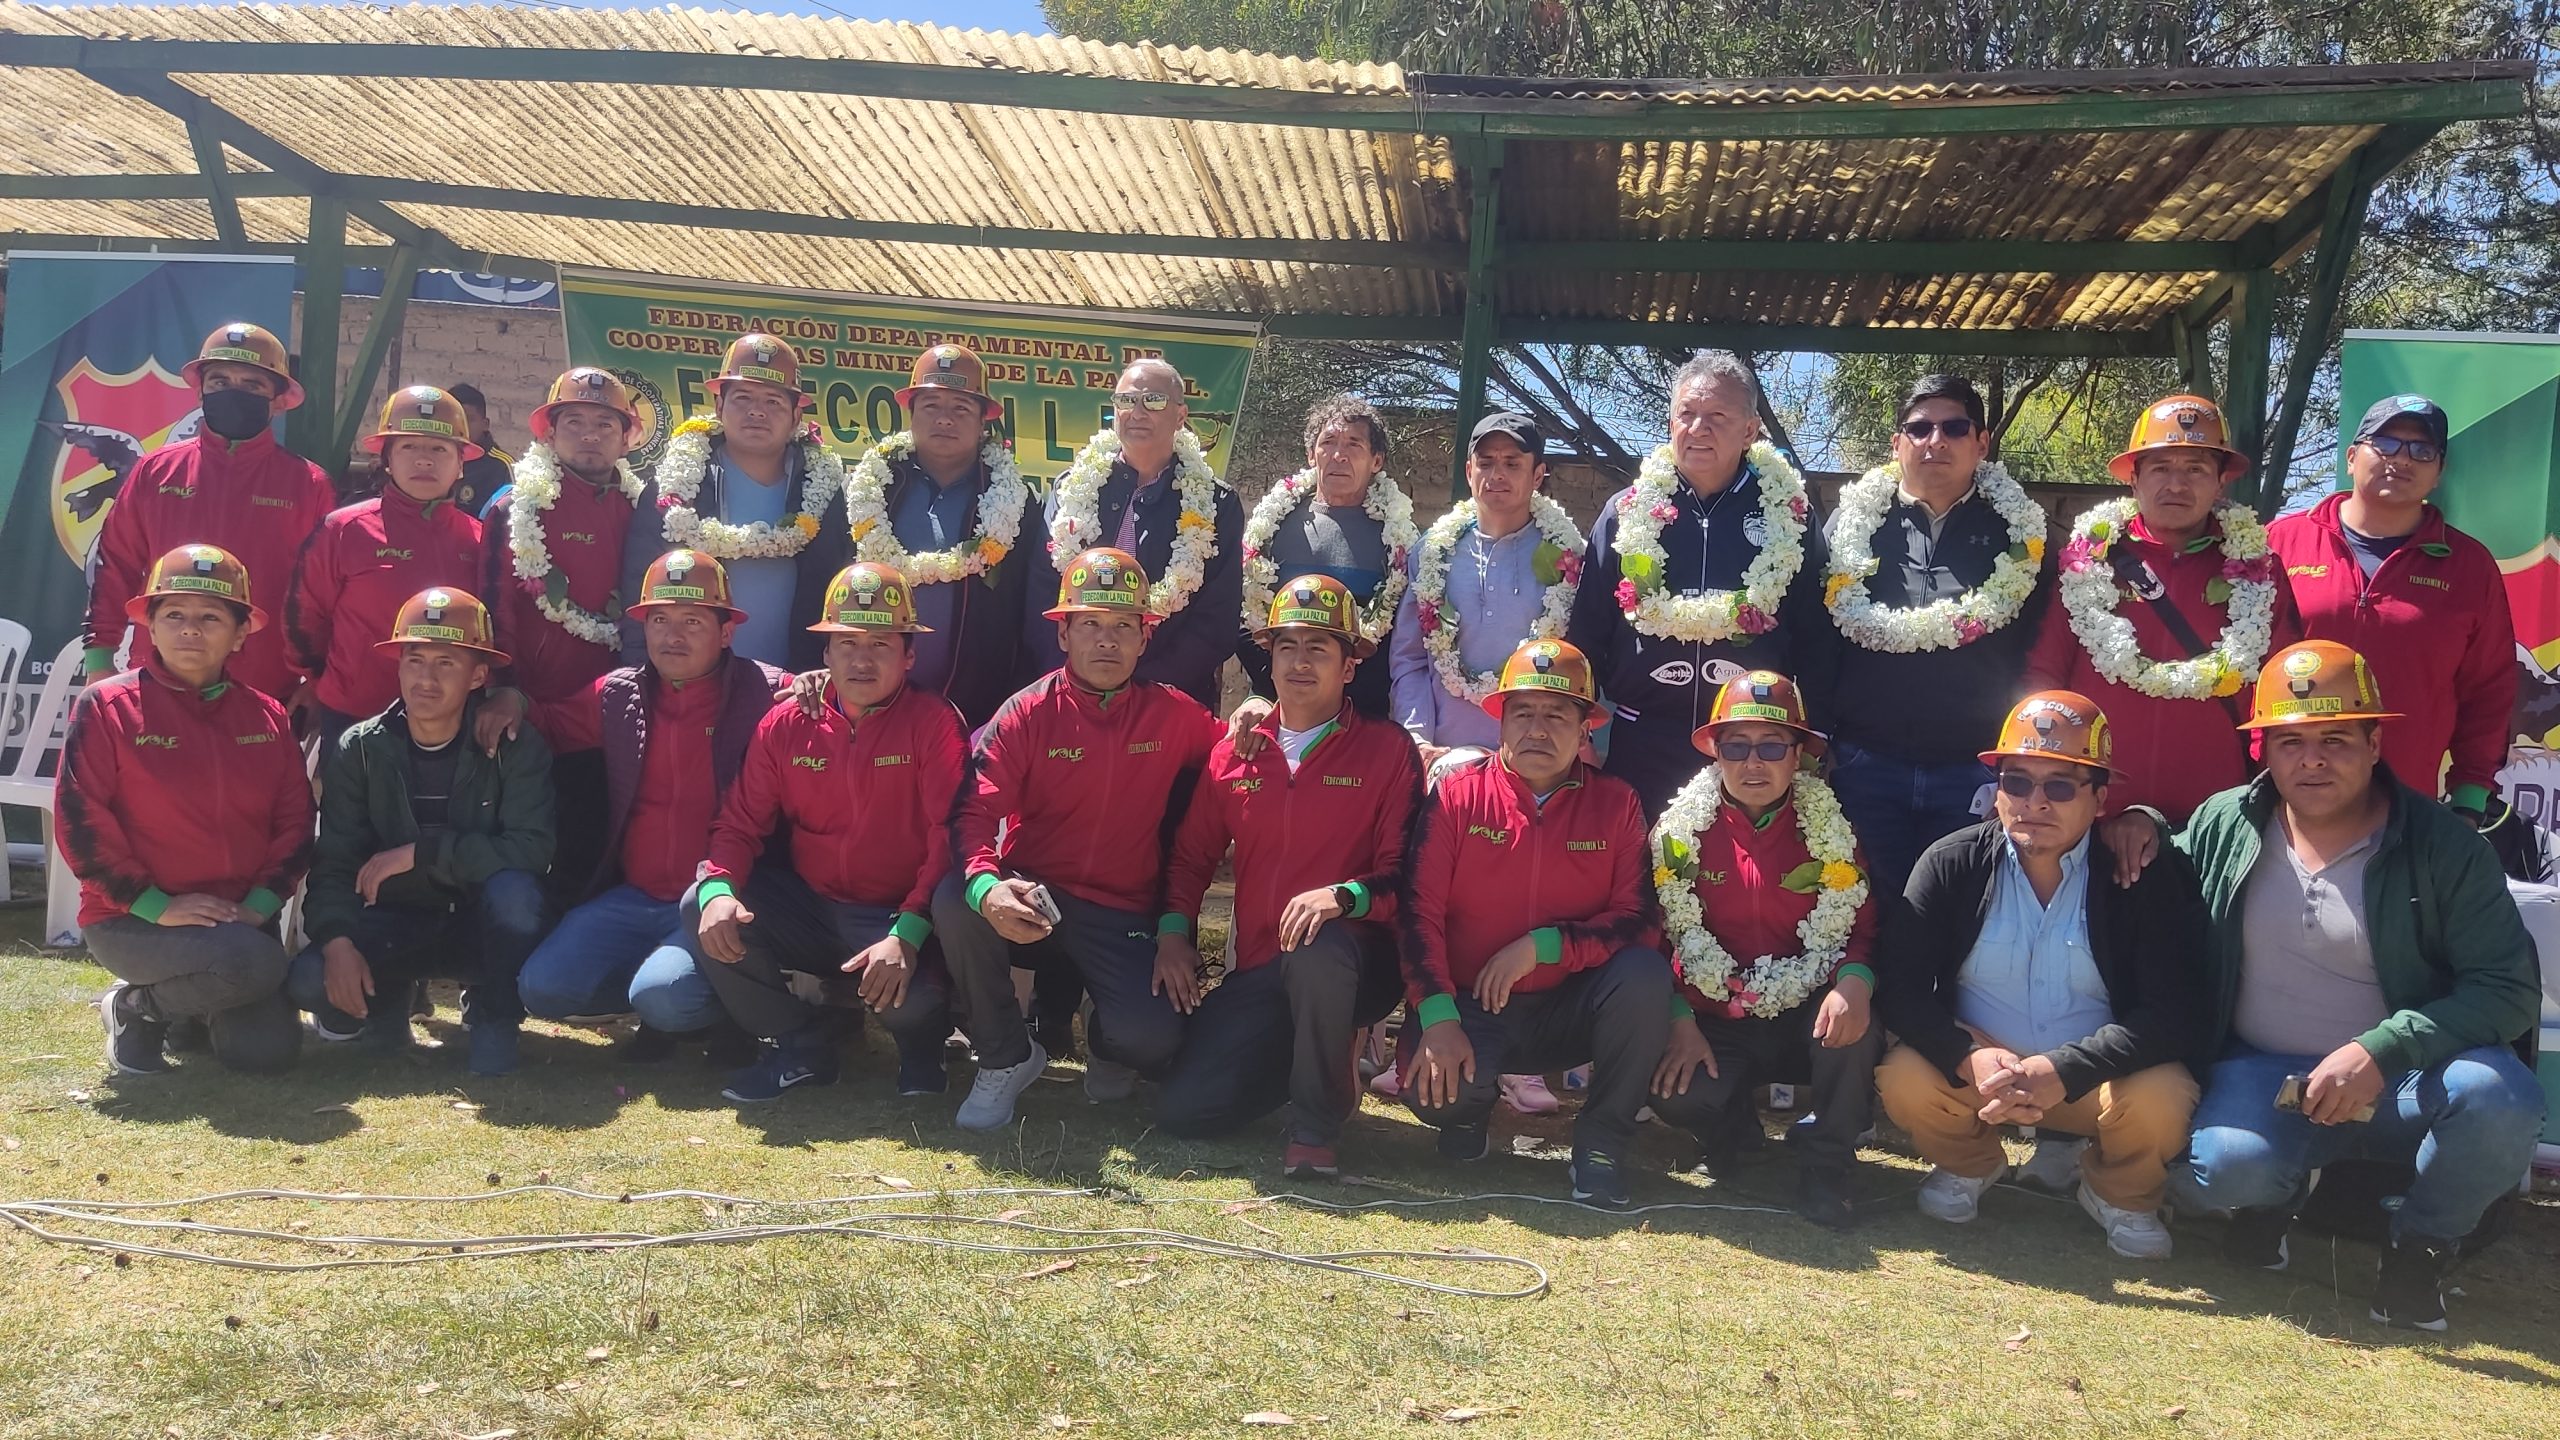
[1569,351,1836,816]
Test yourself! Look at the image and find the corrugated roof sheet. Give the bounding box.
[0,3,2521,338]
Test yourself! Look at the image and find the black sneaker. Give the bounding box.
[1569,1147,1631,1209]
[1795,1167,1854,1231]
[1435,1122,1490,1163]
[2371,1236,2456,1332]
[619,1024,682,1066]
[720,1043,839,1104]
[701,1020,759,1071]
[99,983,172,1075]
[895,1042,950,1097]
[2223,1206,2293,1271]
[163,1015,211,1054]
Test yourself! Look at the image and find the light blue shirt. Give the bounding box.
[714,452,800,667]
[1388,520,1550,752]
[1953,834,2114,1055]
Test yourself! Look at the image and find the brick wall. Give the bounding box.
[291,296,568,460]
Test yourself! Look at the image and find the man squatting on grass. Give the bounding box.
[59,345,2548,1331]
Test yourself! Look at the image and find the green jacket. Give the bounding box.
[307,692,556,946]
[2176,771,2539,1075]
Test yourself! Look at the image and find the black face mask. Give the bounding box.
[200,388,274,442]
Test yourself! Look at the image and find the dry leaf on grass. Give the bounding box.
[583,1345,612,1363]
[459,1431,520,1440]
[1112,1273,1157,1290]
[2001,1326,2033,1352]
[2164,1406,2189,1420]
[1242,1412,1296,1426]
[1220,1199,1273,1216]
[414,1381,439,1396]
[1044,1416,1092,1430]
[4,1135,22,1150]
[993,1208,1033,1222]
[684,1136,706,1146]
[449,1101,482,1113]
[311,1103,357,1114]
[1889,1387,1919,1401]
[1017,1259,1077,1281]
[725,1378,750,1389]
[876,1174,915,1191]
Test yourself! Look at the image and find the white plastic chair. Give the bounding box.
[0,637,91,947]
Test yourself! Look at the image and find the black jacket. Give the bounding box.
[880,456,1040,730]
[1875,818,2206,1100]
[1023,455,1247,713]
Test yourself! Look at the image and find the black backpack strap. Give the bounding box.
[2109,548,2247,725]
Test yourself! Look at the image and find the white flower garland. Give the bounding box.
[2057,497,2279,700]
[1651,770,1868,1020]
[1824,461,2047,652]
[1238,467,1420,644]
[651,417,844,560]
[1046,427,1224,618]
[842,432,1029,585]
[507,442,645,647]
[1410,494,1584,704]
[1613,440,1807,642]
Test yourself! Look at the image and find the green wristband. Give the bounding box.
[888,911,933,948]
[128,887,171,923]
[82,646,117,676]
[1531,927,1562,966]
[1669,994,1695,1022]
[694,878,737,906]
[1415,993,1461,1029]
[241,887,284,922]
[2450,783,2491,816]
[1157,912,1193,938]
[1835,963,1877,991]
[1340,881,1371,919]
[965,871,1001,914]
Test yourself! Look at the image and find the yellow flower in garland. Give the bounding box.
[1179,510,1210,532]
[2025,535,2047,564]
[673,417,716,439]
[792,513,820,540]
[1653,864,1677,890]
[978,537,1009,565]
[2209,661,2245,698]
[1823,571,1859,608]
[851,517,879,542]
[1820,860,1861,891]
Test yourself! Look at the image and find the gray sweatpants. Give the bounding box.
[83,915,302,1073]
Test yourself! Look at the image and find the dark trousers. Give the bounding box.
[542,749,610,907]
[931,871,1181,1076]
[1157,920,1403,1145]
[287,868,548,1030]
[685,867,948,1050]
[1648,995,1882,1174]
[83,914,302,1073]
[1401,946,1673,1153]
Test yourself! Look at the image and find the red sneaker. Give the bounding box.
[1282,1141,1340,1180]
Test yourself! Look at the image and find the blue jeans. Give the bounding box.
[288,868,548,1031]
[1826,740,1991,899]
[519,883,720,1031]
[2172,1043,2547,1243]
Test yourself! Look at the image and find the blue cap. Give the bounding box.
[2353,394,2449,454]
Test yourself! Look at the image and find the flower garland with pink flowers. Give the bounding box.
[1611,440,1807,643]
[1411,494,1584,705]
[2057,496,2279,700]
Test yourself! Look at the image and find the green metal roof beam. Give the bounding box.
[1497,238,2234,273]
[0,37,2524,139]
[180,97,244,247]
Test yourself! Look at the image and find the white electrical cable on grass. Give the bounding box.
[0,1183,1800,1300]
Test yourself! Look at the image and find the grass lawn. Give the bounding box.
[4,906,2559,1439]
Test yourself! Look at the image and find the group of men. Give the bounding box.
[52,323,2548,1332]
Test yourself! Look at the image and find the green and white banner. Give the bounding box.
[558,269,1259,478]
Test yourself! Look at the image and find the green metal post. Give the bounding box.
[331,241,420,463]
[2259,163,2377,519]
[183,100,245,248]
[293,196,346,470]
[2171,313,2215,396]
[2222,270,2277,515]
[1450,133,1501,502]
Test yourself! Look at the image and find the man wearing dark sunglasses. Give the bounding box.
[1874,690,2208,1260]
[2268,395,2513,826]
[1822,374,2052,897]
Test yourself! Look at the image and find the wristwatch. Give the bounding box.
[1332,883,1358,912]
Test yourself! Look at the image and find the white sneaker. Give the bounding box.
[1084,1057,1139,1103]
[1916,1164,2006,1223]
[1500,1073,1562,1115]
[2016,1136,2088,1193]
[2077,1180,2174,1259]
[954,1040,1049,1131]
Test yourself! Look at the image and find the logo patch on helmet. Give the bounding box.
[2283,649,2323,681]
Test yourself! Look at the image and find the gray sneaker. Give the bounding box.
[1084,1057,1140,1103]
[954,1040,1050,1131]
[2016,1136,2088,1194]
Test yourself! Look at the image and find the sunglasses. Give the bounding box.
[1112,390,1175,412]
[2360,434,2444,464]
[1715,738,1799,763]
[1997,771,2096,803]
[1898,417,1977,441]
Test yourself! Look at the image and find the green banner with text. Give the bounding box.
[558,269,1259,479]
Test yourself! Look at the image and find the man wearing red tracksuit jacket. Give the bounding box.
[288,385,485,740]
[1645,671,1882,1230]
[1401,636,1671,1208]
[2269,395,2515,821]
[1155,575,1422,1177]
[84,322,334,701]
[481,368,648,895]
[60,544,312,1075]
[685,561,970,1104]
[935,546,1224,1131]
[2026,395,2304,822]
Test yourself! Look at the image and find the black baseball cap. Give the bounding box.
[2353,394,2450,454]
[1469,411,1543,456]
